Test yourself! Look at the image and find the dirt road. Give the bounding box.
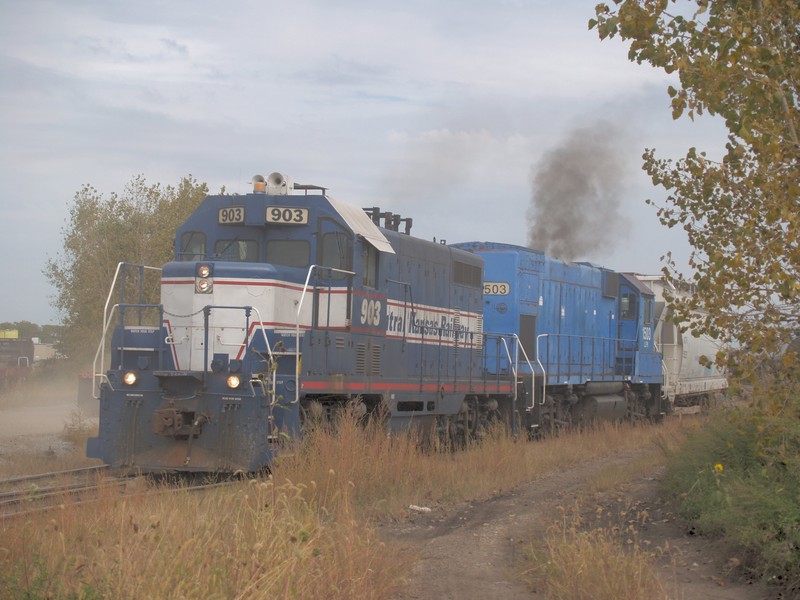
[382,450,773,600]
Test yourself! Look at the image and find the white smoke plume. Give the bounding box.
[527,120,630,261]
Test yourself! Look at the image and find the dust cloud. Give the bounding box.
[0,373,82,438]
[527,120,630,261]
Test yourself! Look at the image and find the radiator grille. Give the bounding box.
[355,343,382,376]
[371,344,382,376]
[355,343,367,375]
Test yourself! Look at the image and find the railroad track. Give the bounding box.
[0,466,242,519]
[0,465,130,518]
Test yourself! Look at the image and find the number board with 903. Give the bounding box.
[218,206,245,224]
[266,207,309,224]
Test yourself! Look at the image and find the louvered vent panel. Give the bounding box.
[371,345,382,376]
[355,344,367,375]
[335,337,345,349]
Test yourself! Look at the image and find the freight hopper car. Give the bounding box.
[451,242,664,434]
[87,173,516,473]
[634,275,728,408]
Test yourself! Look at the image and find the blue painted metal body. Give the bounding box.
[451,242,663,425]
[88,185,511,473]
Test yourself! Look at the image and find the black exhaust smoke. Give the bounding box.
[527,120,630,261]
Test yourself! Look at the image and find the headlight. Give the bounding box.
[123,371,138,386]
[196,278,212,293]
[197,264,211,278]
[226,375,241,389]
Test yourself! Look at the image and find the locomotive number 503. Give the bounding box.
[483,281,510,296]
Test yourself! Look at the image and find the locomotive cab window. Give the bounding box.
[179,231,206,261]
[214,239,258,262]
[320,230,352,280]
[363,243,379,288]
[620,293,638,320]
[266,239,310,268]
[644,299,653,324]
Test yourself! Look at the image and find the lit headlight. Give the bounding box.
[226,375,241,389]
[123,371,138,386]
[197,264,211,278]
[196,278,212,293]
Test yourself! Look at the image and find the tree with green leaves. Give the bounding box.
[591,0,800,405]
[46,175,208,361]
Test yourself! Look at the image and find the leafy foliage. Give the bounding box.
[595,5,800,587]
[46,175,208,360]
[591,0,800,402]
[663,411,800,590]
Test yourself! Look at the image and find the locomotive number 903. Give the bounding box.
[218,206,245,224]
[360,298,382,327]
[266,207,309,224]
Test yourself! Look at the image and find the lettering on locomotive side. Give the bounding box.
[642,326,652,348]
[385,302,478,344]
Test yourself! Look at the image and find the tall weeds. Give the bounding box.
[521,505,669,600]
[663,409,800,591]
[1,412,688,599]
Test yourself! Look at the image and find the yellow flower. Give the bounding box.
[714,463,724,472]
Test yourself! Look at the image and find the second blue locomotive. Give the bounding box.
[87,173,663,473]
[453,242,663,429]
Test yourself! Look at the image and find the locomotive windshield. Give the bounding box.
[266,239,310,268]
[214,239,258,261]
[179,231,205,260]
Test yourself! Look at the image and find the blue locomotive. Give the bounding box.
[87,173,663,473]
[88,174,512,472]
[453,242,664,430]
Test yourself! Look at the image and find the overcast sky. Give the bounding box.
[0,0,727,325]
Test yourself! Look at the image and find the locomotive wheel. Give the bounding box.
[447,399,478,449]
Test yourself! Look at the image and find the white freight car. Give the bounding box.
[634,275,728,409]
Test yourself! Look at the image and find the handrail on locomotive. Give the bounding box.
[93,262,277,398]
[294,264,356,404]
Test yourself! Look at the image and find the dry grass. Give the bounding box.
[276,415,691,520]
[0,476,411,600]
[521,504,670,600]
[518,419,693,599]
[0,411,695,599]
[60,409,98,448]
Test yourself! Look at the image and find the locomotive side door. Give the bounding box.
[617,283,640,376]
[312,218,354,374]
[314,217,354,328]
